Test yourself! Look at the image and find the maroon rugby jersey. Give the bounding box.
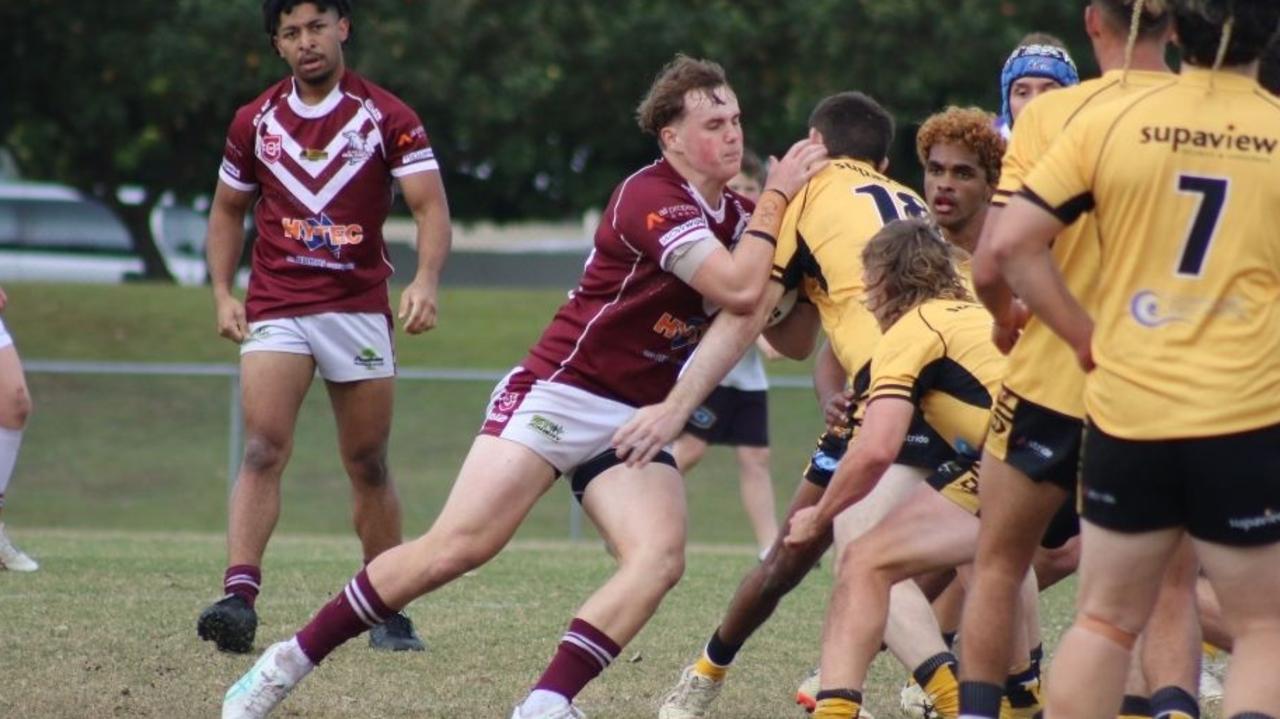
[218,71,438,321]
[521,159,753,407]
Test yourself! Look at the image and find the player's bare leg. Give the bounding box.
[1141,537,1201,719]
[1043,523,1182,719]
[326,374,421,650]
[735,445,778,555]
[957,452,1067,717]
[1193,539,1280,718]
[325,376,401,560]
[816,486,981,719]
[1033,535,1080,590]
[660,476,830,719]
[508,461,688,717]
[200,351,314,653]
[227,352,316,568]
[0,343,36,572]
[673,434,709,473]
[223,435,557,718]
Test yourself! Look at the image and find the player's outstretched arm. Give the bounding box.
[785,397,912,545]
[991,195,1093,369]
[397,171,453,335]
[682,139,828,314]
[613,280,784,467]
[206,180,255,343]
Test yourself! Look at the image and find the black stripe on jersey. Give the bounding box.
[1061,79,1122,128]
[916,307,992,409]
[1021,187,1094,226]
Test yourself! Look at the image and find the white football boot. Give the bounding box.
[222,640,313,718]
[0,522,37,571]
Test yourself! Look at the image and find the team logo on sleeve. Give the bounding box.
[282,214,364,258]
[261,133,282,164]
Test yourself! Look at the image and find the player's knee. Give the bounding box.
[0,383,31,430]
[241,434,290,475]
[343,445,389,487]
[417,531,498,581]
[758,546,811,597]
[841,537,898,586]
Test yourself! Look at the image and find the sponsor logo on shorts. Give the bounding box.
[903,433,930,445]
[1084,488,1117,505]
[811,450,839,472]
[244,325,274,344]
[354,346,386,370]
[496,391,520,412]
[1026,441,1054,460]
[486,411,510,423]
[990,389,1016,434]
[1227,509,1280,532]
[528,414,564,442]
[689,406,716,430]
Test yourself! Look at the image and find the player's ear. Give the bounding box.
[337,16,350,43]
[660,124,680,154]
[808,127,823,144]
[878,158,890,173]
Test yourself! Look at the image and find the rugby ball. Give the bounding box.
[767,288,799,327]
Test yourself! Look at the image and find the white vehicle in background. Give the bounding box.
[0,181,145,283]
[151,203,210,286]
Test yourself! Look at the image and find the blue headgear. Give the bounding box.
[998,43,1080,131]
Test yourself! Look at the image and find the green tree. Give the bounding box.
[1,0,1095,276]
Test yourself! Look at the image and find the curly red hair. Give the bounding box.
[915,106,1006,188]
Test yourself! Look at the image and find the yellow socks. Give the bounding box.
[693,653,728,682]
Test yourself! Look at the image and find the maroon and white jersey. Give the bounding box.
[520,159,753,407]
[218,71,438,322]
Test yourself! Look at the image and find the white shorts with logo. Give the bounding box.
[240,312,395,382]
[480,368,677,498]
[0,317,11,350]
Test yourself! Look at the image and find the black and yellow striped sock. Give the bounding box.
[914,652,960,718]
[813,688,863,719]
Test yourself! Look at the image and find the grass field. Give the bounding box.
[0,282,1083,718]
[0,529,1076,718]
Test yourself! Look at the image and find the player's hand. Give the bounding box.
[0,286,8,312]
[992,299,1031,354]
[784,506,823,547]
[612,401,687,468]
[214,294,248,344]
[822,388,854,432]
[763,139,829,202]
[1074,330,1095,373]
[398,277,439,335]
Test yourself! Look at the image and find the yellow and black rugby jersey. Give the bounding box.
[772,158,929,378]
[867,299,1006,453]
[995,70,1174,418]
[1022,68,1280,440]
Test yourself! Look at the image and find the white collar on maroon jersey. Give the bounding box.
[683,181,727,224]
[286,76,346,119]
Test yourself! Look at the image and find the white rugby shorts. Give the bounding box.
[240,312,395,382]
[480,368,677,496]
[0,316,11,350]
